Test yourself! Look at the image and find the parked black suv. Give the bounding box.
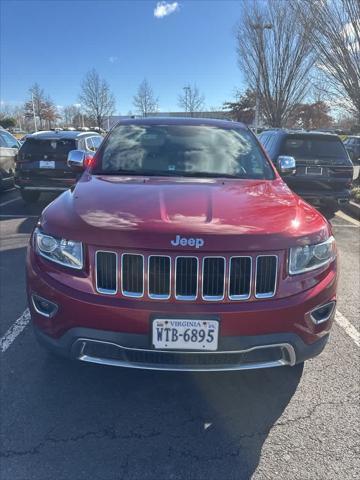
[259,130,353,213]
[15,130,103,203]
[344,136,360,164]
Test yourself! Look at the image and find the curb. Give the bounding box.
[342,201,360,220]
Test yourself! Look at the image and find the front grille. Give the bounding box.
[95,251,279,301]
[148,256,171,299]
[202,257,226,300]
[96,251,117,294]
[122,254,144,297]
[255,255,278,298]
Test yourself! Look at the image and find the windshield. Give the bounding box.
[96,124,275,179]
[281,135,348,159]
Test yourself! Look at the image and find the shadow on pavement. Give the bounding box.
[16,217,38,234]
[30,354,304,479]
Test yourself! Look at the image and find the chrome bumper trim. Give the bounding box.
[15,185,68,191]
[75,339,296,372]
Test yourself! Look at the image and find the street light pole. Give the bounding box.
[32,92,38,132]
[251,23,272,135]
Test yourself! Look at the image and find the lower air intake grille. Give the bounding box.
[122,254,144,297]
[202,257,225,300]
[96,251,117,294]
[255,255,277,298]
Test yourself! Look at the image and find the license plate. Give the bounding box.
[39,160,55,169]
[306,166,323,175]
[152,319,219,351]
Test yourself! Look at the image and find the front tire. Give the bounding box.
[20,189,40,204]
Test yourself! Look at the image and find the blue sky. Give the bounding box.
[0,0,245,114]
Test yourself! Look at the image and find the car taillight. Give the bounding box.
[84,155,94,168]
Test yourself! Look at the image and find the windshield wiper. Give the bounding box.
[95,169,244,179]
[177,171,244,179]
[95,169,175,176]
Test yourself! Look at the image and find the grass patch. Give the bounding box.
[351,186,360,204]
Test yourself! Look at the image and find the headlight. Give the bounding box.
[35,229,83,270]
[289,236,336,275]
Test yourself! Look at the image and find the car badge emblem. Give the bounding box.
[171,235,204,248]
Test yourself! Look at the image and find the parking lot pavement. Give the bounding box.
[0,190,359,480]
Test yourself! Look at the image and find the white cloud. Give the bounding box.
[154,1,179,19]
[108,56,118,63]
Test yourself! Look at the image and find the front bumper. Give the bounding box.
[15,172,75,192]
[297,190,351,204]
[33,326,329,371]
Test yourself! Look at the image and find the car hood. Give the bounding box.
[40,173,331,251]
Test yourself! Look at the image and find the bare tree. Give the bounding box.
[133,79,159,117]
[293,0,360,122]
[63,105,78,126]
[24,83,49,129]
[42,98,60,129]
[178,84,205,116]
[0,104,25,130]
[79,69,116,129]
[235,0,315,127]
[223,89,256,124]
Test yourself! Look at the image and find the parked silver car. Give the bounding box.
[0,129,20,191]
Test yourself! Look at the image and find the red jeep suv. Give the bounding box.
[27,118,337,371]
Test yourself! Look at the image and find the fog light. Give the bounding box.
[310,301,336,325]
[31,294,58,318]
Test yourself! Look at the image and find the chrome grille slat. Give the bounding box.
[255,255,278,298]
[95,251,118,295]
[175,257,198,300]
[148,256,171,299]
[122,254,144,297]
[202,257,226,301]
[229,256,252,300]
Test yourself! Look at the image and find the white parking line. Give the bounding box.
[331,224,359,228]
[0,309,30,353]
[335,311,360,347]
[0,308,359,355]
[335,210,360,227]
[0,196,21,208]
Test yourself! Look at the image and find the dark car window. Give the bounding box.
[92,136,102,150]
[259,133,269,147]
[281,135,348,159]
[266,134,277,153]
[97,125,275,180]
[19,138,76,161]
[86,136,102,152]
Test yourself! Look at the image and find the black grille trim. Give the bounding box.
[255,255,278,298]
[175,257,199,300]
[121,254,144,297]
[148,256,171,299]
[229,256,252,300]
[202,257,226,301]
[95,251,118,295]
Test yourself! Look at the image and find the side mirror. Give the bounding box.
[277,155,296,176]
[67,150,86,171]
